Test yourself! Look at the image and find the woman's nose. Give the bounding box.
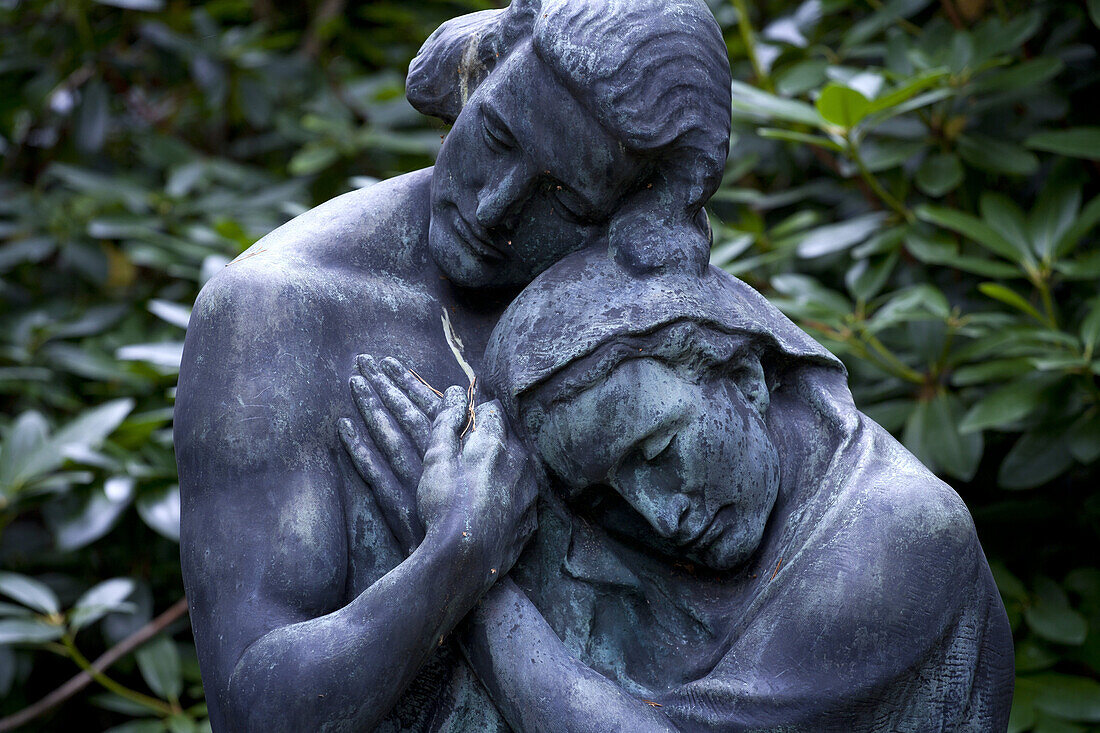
[616,473,692,539]
[650,493,692,538]
[476,162,532,229]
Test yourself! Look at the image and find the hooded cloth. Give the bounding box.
[482,247,1014,732]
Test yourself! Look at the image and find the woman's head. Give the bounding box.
[408,0,732,287]
[483,248,845,570]
[525,322,781,571]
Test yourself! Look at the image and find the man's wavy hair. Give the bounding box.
[406,0,732,276]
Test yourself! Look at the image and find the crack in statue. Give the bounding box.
[175,1,1014,731]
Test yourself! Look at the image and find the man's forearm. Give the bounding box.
[225,518,495,732]
[460,578,679,733]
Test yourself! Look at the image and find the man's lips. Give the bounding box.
[452,212,506,261]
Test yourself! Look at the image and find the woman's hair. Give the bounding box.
[513,320,774,439]
[407,0,732,275]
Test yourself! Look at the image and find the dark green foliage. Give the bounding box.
[0,0,1097,730]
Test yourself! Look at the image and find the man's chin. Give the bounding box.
[428,230,498,288]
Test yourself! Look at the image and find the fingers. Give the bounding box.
[338,418,420,554]
[463,400,507,457]
[357,355,433,454]
[425,385,469,465]
[350,375,423,490]
[378,357,444,418]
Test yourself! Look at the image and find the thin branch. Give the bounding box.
[0,597,190,732]
[731,0,773,92]
[300,0,347,59]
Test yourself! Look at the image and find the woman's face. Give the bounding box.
[429,41,646,288]
[531,353,780,571]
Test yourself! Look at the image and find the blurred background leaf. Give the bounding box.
[1,0,1098,730]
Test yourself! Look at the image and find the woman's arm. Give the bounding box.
[460,578,680,733]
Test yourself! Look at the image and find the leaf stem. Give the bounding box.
[847,136,914,222]
[60,634,173,717]
[731,0,773,92]
[865,0,922,35]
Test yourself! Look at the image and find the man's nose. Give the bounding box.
[476,162,532,229]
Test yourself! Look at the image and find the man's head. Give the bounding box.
[407,0,732,288]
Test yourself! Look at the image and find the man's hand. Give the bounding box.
[338,354,443,554]
[338,356,536,576]
[418,386,537,580]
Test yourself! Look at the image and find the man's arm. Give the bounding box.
[175,265,517,732]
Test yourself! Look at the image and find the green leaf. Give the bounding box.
[70,578,136,631]
[91,0,166,9]
[1030,673,1100,721]
[45,480,133,551]
[973,57,1064,93]
[774,59,827,96]
[0,618,65,645]
[0,411,51,491]
[862,400,914,433]
[1054,195,1100,258]
[904,392,982,480]
[796,213,888,258]
[957,134,1039,176]
[1028,183,1082,261]
[916,205,1026,264]
[915,153,963,197]
[1025,578,1088,645]
[136,635,183,701]
[730,81,826,127]
[75,81,109,154]
[103,721,168,733]
[978,283,1046,323]
[1067,410,1100,464]
[1025,128,1100,160]
[999,428,1076,490]
[980,193,1034,266]
[757,128,843,152]
[905,231,1022,278]
[952,358,1034,386]
[815,83,871,129]
[137,485,181,542]
[846,250,899,302]
[0,645,14,696]
[288,145,340,176]
[115,342,185,370]
[866,69,949,114]
[1081,298,1100,354]
[960,377,1051,433]
[0,573,60,615]
[1091,0,1100,28]
[52,399,136,460]
[148,300,191,329]
[990,561,1028,601]
[1016,638,1059,672]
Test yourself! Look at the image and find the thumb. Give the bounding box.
[426,385,469,462]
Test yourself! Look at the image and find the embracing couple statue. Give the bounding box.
[174,1,1014,731]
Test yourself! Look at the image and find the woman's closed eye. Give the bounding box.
[641,431,675,462]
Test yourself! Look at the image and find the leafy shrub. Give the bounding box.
[0,0,1097,730]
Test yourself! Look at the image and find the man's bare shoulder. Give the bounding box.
[228,167,434,279]
[176,169,439,459]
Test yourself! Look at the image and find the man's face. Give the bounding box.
[531,353,781,571]
[429,41,646,288]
